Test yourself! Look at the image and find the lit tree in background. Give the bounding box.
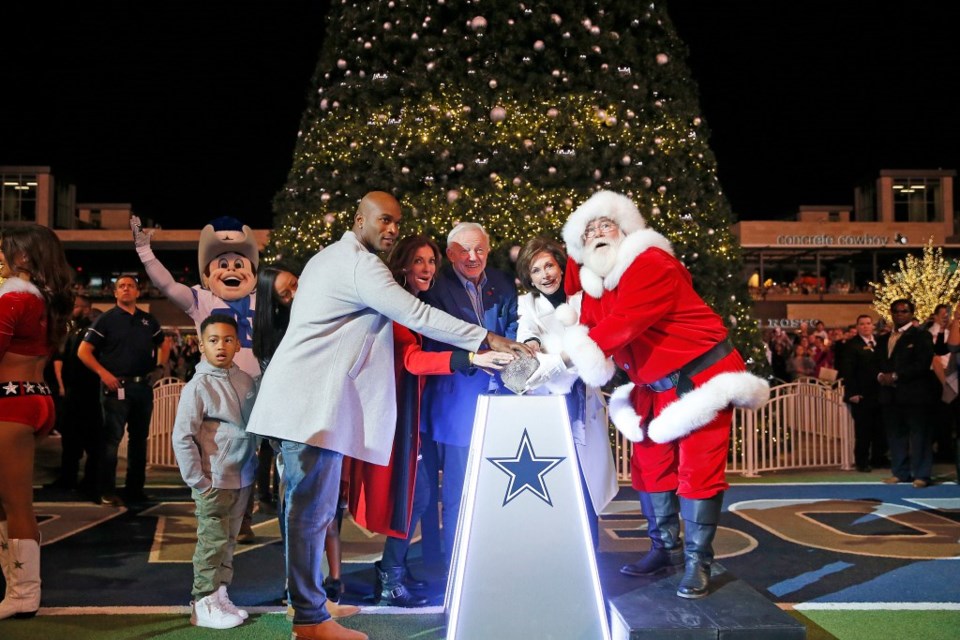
[871,240,960,322]
[269,0,766,369]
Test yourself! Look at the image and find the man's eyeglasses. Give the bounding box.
[582,219,618,241]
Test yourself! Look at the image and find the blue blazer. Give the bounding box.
[419,265,519,447]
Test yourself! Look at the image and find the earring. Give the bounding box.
[400,274,407,289]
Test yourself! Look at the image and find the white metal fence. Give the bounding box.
[614,378,853,481]
[138,378,853,478]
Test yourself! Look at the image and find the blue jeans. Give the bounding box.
[420,438,469,564]
[279,440,343,626]
[99,381,153,495]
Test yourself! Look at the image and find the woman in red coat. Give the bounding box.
[348,235,507,607]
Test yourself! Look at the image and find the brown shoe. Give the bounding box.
[882,476,901,484]
[291,619,368,640]
[287,602,360,622]
[912,479,929,488]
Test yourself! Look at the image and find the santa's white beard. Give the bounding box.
[582,238,621,278]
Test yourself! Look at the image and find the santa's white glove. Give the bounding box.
[130,215,155,249]
[523,352,567,393]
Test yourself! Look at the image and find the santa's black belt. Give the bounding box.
[645,339,734,396]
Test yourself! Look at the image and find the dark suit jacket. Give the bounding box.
[839,335,884,406]
[878,325,937,406]
[419,265,519,447]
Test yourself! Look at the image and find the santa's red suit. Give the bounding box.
[559,190,767,599]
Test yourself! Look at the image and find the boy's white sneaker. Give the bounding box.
[191,592,244,629]
[217,585,249,620]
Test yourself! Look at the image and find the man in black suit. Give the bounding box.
[839,315,886,472]
[878,299,937,487]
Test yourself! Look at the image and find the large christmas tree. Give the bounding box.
[269,0,765,369]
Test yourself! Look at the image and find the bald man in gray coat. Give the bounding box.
[247,192,529,640]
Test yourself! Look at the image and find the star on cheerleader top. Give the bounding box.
[3,382,18,395]
[487,429,565,507]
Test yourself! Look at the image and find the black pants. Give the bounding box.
[99,382,153,495]
[60,388,104,487]
[850,401,886,468]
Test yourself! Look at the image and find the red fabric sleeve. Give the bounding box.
[394,323,453,376]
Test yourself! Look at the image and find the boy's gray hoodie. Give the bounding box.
[172,359,258,492]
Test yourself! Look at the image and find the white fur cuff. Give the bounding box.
[609,383,644,442]
[647,372,770,444]
[562,324,616,386]
[554,303,579,327]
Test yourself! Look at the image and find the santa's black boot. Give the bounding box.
[620,490,684,576]
[677,492,723,599]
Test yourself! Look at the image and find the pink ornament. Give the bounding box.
[656,53,669,65]
[490,106,507,122]
[470,16,488,31]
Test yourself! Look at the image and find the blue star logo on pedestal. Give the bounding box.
[487,429,565,507]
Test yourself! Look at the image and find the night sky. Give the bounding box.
[2,1,958,229]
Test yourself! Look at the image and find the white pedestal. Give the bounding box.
[444,395,610,640]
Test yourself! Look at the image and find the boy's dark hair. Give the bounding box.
[200,313,239,335]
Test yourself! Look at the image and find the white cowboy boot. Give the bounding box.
[0,538,41,619]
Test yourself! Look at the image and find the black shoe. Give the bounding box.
[44,477,77,490]
[99,494,124,507]
[323,578,344,604]
[620,546,684,576]
[404,572,428,591]
[374,561,428,607]
[122,490,151,504]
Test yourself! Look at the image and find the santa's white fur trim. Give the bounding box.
[0,277,42,299]
[647,372,769,444]
[609,383,644,442]
[580,266,604,298]
[554,303,579,327]
[563,191,646,263]
[563,324,616,386]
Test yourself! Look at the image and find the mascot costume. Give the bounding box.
[131,215,260,378]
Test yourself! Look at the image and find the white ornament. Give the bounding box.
[490,106,507,122]
[593,169,602,180]
[364,41,372,50]
[642,176,652,188]
[401,167,410,174]
[590,26,600,35]
[547,107,559,118]
[489,79,498,89]
[321,193,331,203]
[548,166,557,175]
[513,177,522,186]
[658,185,667,194]
[470,16,488,31]
[447,190,460,203]
[383,22,392,30]
[551,13,562,25]
[656,53,669,65]
[534,40,545,51]
[621,155,632,166]
[651,206,661,216]
[337,59,347,69]
[426,62,435,71]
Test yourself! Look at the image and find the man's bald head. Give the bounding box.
[354,191,402,252]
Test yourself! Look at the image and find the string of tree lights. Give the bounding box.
[268,0,766,369]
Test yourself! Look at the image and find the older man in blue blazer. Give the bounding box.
[247,195,529,640]
[420,222,520,568]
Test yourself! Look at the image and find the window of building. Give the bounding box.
[893,178,941,222]
[0,172,38,223]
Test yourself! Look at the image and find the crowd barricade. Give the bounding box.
[614,377,853,481]
[140,378,853,477]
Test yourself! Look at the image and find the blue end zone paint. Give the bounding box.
[810,560,960,603]
[768,561,854,597]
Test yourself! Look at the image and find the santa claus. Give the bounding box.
[557,190,768,599]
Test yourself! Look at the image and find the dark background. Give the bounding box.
[2,1,957,228]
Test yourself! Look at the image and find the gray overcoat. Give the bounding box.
[246,231,488,465]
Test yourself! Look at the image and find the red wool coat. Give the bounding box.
[348,323,454,538]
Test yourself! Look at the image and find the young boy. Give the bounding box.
[172,314,257,629]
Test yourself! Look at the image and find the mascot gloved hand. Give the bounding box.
[131,215,261,377]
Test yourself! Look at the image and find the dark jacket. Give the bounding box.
[878,325,937,405]
[839,335,883,406]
